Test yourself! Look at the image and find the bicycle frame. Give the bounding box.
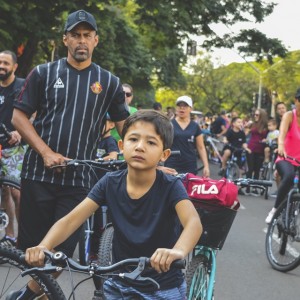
[205,136,223,163]
[195,245,216,300]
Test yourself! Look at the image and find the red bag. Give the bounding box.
[182,173,240,210]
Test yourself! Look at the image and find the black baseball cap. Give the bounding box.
[64,10,98,33]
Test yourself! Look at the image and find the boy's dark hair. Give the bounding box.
[275,101,286,109]
[268,119,277,126]
[121,110,173,149]
[231,117,239,125]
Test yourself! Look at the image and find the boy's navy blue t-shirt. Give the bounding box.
[88,169,189,290]
[164,119,202,174]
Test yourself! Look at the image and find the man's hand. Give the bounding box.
[8,130,21,146]
[156,165,178,175]
[41,150,70,172]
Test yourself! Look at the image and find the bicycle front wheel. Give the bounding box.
[226,163,240,181]
[0,246,66,300]
[186,254,211,300]
[265,194,300,272]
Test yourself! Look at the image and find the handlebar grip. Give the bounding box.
[171,259,186,269]
[249,180,273,187]
[0,123,11,139]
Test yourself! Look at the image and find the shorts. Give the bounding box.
[18,179,89,257]
[103,278,187,300]
[1,145,27,180]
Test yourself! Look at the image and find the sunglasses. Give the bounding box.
[125,92,132,97]
[254,113,260,116]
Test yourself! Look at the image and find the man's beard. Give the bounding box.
[0,69,13,81]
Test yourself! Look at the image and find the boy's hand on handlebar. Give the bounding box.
[25,245,49,267]
[150,248,184,273]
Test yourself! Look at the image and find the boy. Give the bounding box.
[218,117,250,176]
[262,119,279,163]
[25,110,202,299]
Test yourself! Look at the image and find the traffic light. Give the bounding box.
[187,40,197,56]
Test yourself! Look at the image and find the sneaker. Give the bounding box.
[5,286,37,300]
[0,236,16,248]
[218,168,225,177]
[269,191,277,198]
[265,208,277,224]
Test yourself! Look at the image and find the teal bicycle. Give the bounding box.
[185,177,272,299]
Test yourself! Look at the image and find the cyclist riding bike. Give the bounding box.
[0,50,26,248]
[265,89,300,223]
[218,117,250,177]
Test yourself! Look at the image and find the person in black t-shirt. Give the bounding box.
[0,50,26,248]
[10,10,129,299]
[24,110,202,299]
[218,117,251,176]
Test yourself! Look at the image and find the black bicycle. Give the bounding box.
[0,123,21,239]
[51,158,127,267]
[265,156,300,272]
[258,141,278,199]
[225,146,247,181]
[0,247,185,300]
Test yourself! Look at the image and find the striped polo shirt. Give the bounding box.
[14,58,129,188]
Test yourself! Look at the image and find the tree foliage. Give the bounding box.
[0,0,288,93]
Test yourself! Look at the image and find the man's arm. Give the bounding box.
[12,108,67,168]
[114,120,126,139]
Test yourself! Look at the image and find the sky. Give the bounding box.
[206,0,300,65]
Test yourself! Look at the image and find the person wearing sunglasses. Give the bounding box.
[111,83,137,142]
[245,108,268,186]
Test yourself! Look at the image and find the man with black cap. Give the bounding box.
[9,9,129,299]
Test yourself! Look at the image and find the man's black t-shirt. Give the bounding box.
[14,58,129,188]
[0,77,25,131]
[88,169,188,290]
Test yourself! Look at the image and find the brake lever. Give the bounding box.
[120,257,160,290]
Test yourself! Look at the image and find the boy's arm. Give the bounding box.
[25,198,99,266]
[151,199,202,273]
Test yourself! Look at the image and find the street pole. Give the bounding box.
[257,74,263,109]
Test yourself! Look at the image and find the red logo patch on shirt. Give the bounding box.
[90,82,102,94]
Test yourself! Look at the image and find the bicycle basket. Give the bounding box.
[192,200,237,250]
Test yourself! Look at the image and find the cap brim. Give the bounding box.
[66,21,97,32]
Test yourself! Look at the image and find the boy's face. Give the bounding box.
[268,122,276,131]
[118,121,170,170]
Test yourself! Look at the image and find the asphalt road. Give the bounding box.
[1,162,300,299]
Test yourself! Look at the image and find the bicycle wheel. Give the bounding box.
[93,226,114,290]
[226,163,240,181]
[0,176,21,190]
[0,246,66,299]
[265,194,300,272]
[186,254,211,300]
[78,220,91,265]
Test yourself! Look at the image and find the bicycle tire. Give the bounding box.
[78,221,91,266]
[186,254,211,300]
[0,176,21,189]
[93,226,114,291]
[0,246,66,300]
[265,194,300,272]
[226,162,240,181]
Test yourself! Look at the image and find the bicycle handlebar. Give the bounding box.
[233,178,273,187]
[20,250,185,290]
